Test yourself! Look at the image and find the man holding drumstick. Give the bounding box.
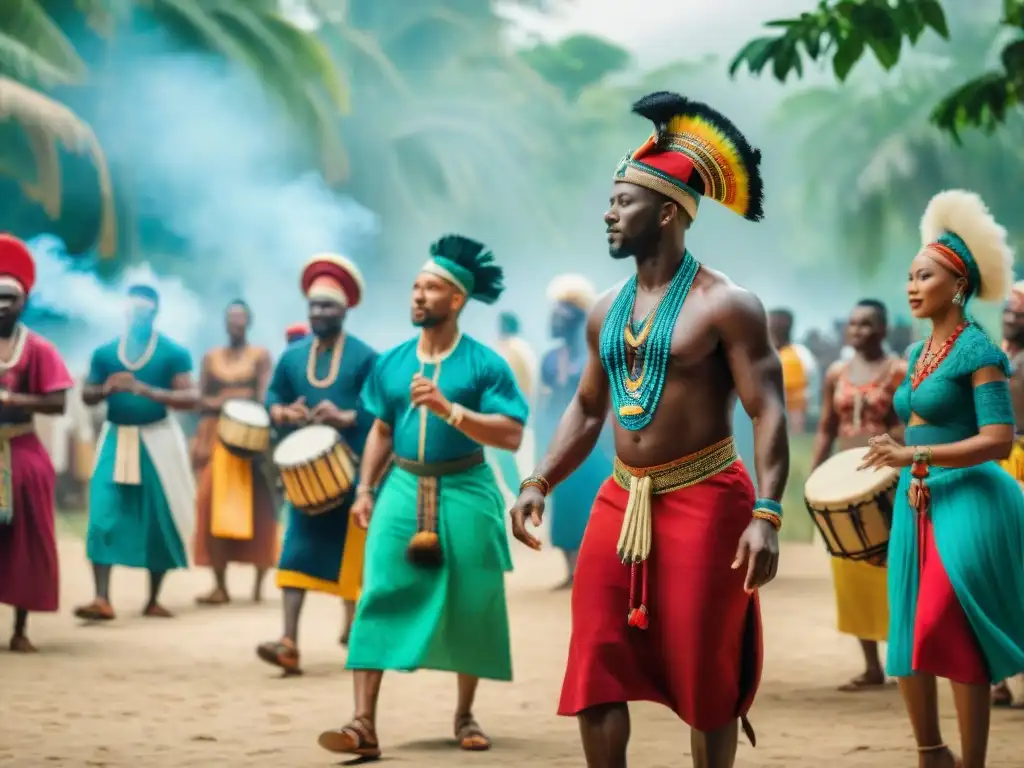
[255,254,377,675]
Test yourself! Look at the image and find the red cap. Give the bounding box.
[0,234,36,293]
[285,322,310,342]
[300,253,364,308]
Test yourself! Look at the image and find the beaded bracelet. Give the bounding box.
[519,475,550,497]
[752,497,783,530]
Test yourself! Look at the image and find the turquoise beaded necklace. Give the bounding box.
[599,251,700,430]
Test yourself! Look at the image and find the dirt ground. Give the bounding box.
[2,538,1023,767]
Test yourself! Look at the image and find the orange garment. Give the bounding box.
[778,345,808,413]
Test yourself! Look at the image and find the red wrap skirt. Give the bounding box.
[558,454,762,732]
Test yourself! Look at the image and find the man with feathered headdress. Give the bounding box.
[510,92,789,765]
[255,253,377,674]
[539,273,612,588]
[318,235,528,759]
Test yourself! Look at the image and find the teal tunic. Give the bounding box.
[346,334,529,680]
[86,334,192,571]
[266,334,376,596]
[888,325,1024,682]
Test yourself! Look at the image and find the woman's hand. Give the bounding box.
[859,433,914,470]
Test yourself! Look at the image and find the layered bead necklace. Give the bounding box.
[911,321,969,389]
[600,251,700,430]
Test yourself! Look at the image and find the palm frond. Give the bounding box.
[0,0,87,85]
[0,76,116,256]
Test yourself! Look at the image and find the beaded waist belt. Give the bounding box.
[0,422,35,525]
[612,436,738,632]
[393,450,485,568]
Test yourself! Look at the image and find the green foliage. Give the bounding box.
[729,0,948,83]
[519,33,631,101]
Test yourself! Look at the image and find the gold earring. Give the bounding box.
[953,290,965,306]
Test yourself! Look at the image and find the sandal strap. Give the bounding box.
[918,743,947,753]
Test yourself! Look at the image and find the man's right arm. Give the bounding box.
[530,298,612,488]
[82,348,108,406]
[357,419,394,494]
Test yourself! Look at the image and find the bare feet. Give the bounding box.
[195,588,230,606]
[256,638,302,675]
[918,744,960,768]
[454,712,491,751]
[992,680,1013,707]
[318,716,381,759]
[143,603,174,618]
[837,669,889,692]
[74,598,115,621]
[9,634,37,652]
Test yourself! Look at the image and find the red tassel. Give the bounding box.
[627,609,638,627]
[634,605,649,630]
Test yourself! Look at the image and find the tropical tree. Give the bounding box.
[769,23,1024,275]
[729,0,1024,138]
[1,0,350,256]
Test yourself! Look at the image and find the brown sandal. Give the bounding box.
[256,638,302,675]
[143,603,174,618]
[9,635,37,653]
[74,599,115,621]
[454,712,491,751]
[317,717,381,759]
[838,671,890,692]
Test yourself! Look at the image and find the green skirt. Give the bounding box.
[346,462,513,681]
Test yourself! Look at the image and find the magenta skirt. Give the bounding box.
[0,433,60,612]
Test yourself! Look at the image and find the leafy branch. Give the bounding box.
[727,0,1024,138]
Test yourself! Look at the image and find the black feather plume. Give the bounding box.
[429,234,505,305]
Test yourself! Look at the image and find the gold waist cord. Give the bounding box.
[612,437,738,630]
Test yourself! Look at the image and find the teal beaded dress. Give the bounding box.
[887,324,1024,683]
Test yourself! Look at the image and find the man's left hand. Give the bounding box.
[732,518,780,593]
[410,373,450,419]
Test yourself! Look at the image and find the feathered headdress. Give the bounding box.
[920,190,1013,303]
[547,273,597,312]
[614,91,764,223]
[421,234,504,305]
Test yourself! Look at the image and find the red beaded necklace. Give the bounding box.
[911,321,969,389]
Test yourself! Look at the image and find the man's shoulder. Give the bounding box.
[92,337,119,357]
[374,336,417,367]
[696,267,765,320]
[156,333,190,355]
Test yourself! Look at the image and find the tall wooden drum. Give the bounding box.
[804,447,898,566]
[273,424,357,515]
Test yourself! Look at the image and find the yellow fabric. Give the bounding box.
[779,345,808,410]
[113,425,141,485]
[274,511,365,600]
[74,438,94,483]
[210,440,254,540]
[999,440,1024,481]
[831,558,889,641]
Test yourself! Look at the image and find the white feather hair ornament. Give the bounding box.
[919,189,1014,303]
[547,273,598,312]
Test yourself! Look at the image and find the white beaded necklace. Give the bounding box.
[118,330,158,372]
[0,323,28,374]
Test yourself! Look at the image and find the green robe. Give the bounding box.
[346,333,529,680]
[86,334,192,571]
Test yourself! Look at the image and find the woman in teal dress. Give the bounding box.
[76,284,198,620]
[862,190,1024,768]
[321,235,527,760]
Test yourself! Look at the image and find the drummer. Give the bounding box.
[191,300,276,606]
[809,299,906,691]
[256,254,377,675]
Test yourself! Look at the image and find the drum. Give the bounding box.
[804,447,897,565]
[217,399,271,458]
[272,424,357,515]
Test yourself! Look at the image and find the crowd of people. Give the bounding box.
[2,89,1023,768]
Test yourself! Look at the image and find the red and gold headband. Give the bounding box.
[925,241,968,280]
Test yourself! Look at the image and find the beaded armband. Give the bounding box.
[911,446,932,479]
[752,497,782,530]
[519,475,551,497]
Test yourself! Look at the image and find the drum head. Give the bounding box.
[804,447,898,510]
[222,399,270,428]
[273,424,337,467]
